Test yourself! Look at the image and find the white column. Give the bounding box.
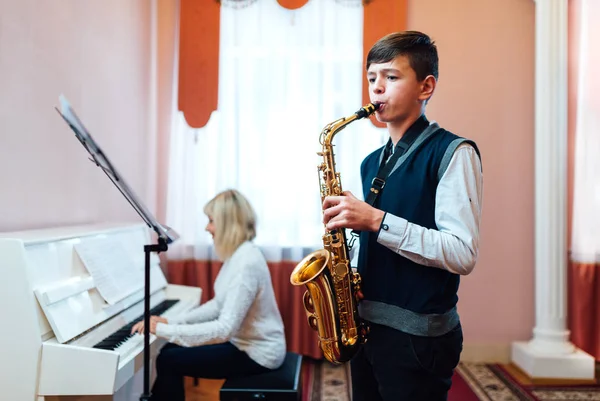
[511,0,595,380]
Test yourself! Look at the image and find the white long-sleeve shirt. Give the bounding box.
[371,143,483,275]
[155,241,286,369]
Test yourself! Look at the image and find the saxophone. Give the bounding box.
[290,103,379,365]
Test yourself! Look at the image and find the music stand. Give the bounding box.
[55,94,178,401]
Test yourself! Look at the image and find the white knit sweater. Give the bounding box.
[155,242,286,369]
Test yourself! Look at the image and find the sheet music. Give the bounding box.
[75,237,143,305]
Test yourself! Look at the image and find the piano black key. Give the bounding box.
[93,299,180,350]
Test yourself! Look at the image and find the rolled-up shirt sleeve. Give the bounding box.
[376,144,483,275]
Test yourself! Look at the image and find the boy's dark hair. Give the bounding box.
[366,31,439,81]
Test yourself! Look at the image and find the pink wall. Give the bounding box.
[0,0,156,232]
[409,0,536,352]
[156,0,179,224]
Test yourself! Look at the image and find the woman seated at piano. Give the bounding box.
[131,189,286,401]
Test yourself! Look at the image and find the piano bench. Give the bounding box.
[219,352,303,401]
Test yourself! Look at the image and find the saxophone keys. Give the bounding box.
[334,263,347,276]
[302,291,315,313]
[308,315,319,331]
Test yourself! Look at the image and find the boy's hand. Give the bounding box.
[322,191,385,232]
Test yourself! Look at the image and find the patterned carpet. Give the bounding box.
[303,359,351,401]
[457,362,600,401]
[305,360,600,401]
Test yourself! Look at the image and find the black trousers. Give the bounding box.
[350,322,463,401]
[150,342,271,401]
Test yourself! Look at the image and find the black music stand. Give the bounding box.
[55,95,179,401]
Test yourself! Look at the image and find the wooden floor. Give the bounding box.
[184,377,224,401]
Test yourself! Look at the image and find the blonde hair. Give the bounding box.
[204,189,257,259]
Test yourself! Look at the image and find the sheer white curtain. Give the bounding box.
[166,0,386,260]
[571,0,600,262]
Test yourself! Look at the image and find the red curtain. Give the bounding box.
[568,261,600,359]
[178,0,220,128]
[363,0,407,128]
[178,0,407,129]
[167,260,323,359]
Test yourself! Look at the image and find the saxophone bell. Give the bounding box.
[290,103,378,365]
[290,249,329,286]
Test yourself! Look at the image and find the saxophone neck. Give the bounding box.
[321,118,347,146]
[321,103,380,146]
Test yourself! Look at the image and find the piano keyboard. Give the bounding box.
[93,299,180,351]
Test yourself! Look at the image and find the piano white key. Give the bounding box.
[114,333,144,359]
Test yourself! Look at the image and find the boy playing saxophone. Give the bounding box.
[322,31,483,401]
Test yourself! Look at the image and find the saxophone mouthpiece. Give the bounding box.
[356,103,380,119]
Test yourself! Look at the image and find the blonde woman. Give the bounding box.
[132,189,286,401]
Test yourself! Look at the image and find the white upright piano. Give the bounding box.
[0,223,201,401]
